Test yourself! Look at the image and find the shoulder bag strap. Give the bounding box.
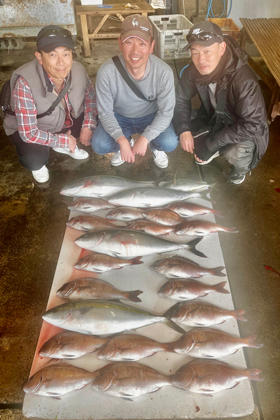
[37,77,71,119]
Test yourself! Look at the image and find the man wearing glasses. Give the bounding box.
[173,21,269,185]
[4,25,97,183]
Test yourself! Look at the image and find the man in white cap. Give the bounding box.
[4,25,97,183]
[91,14,178,168]
[174,21,268,184]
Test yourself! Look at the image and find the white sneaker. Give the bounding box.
[152,150,168,168]
[53,146,89,160]
[32,165,49,183]
[111,138,135,167]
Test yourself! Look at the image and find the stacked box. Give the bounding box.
[149,15,193,60]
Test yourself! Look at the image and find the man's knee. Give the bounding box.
[152,124,178,152]
[19,149,49,171]
[91,125,118,155]
[221,141,255,171]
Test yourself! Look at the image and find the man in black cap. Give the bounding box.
[4,25,97,183]
[173,21,269,184]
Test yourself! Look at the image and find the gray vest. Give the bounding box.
[4,59,90,136]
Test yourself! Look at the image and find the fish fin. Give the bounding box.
[202,354,215,358]
[199,390,214,397]
[229,382,240,389]
[163,302,182,318]
[212,266,226,277]
[214,281,230,294]
[224,227,239,233]
[127,290,143,302]
[247,369,264,381]
[212,209,224,218]
[185,238,207,258]
[130,257,144,265]
[165,319,186,335]
[235,309,247,322]
[245,335,263,349]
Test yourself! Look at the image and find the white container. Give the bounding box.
[149,14,193,60]
[81,0,103,5]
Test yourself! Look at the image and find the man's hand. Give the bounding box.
[66,130,77,152]
[133,136,149,156]
[117,136,135,163]
[180,131,194,153]
[79,127,92,146]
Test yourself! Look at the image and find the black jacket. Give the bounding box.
[173,36,269,169]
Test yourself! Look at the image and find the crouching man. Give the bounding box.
[91,14,178,169]
[173,21,269,184]
[4,25,97,183]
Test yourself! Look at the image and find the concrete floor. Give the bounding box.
[0,37,280,420]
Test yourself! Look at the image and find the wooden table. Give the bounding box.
[76,0,155,57]
[240,18,280,121]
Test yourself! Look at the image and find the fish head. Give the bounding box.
[92,369,117,392]
[60,179,89,196]
[23,371,43,394]
[42,303,74,326]
[97,342,117,360]
[158,281,175,297]
[175,222,188,235]
[56,281,76,299]
[75,231,105,249]
[173,333,195,354]
[172,364,193,390]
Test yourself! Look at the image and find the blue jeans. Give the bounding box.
[91,112,178,154]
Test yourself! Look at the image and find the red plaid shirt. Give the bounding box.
[13,75,97,148]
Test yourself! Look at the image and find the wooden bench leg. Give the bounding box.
[87,15,94,48]
[80,14,91,57]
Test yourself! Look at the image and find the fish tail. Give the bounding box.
[235,309,248,322]
[184,238,207,258]
[211,266,226,277]
[127,290,143,302]
[165,319,186,335]
[212,209,224,218]
[163,302,181,318]
[130,257,144,265]
[244,335,263,349]
[214,281,230,294]
[246,368,264,381]
[224,227,239,233]
[209,183,218,190]
[163,340,178,353]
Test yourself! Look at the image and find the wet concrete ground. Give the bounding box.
[0,39,280,420]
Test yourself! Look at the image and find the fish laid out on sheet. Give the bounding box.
[158,279,229,301]
[106,207,145,221]
[175,220,238,236]
[125,220,175,236]
[66,215,122,232]
[75,253,143,273]
[159,179,213,192]
[68,197,115,213]
[142,208,183,226]
[167,201,224,218]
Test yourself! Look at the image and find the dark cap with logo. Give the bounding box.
[184,21,224,51]
[120,14,153,43]
[37,25,75,53]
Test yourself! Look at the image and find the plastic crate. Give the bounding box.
[208,18,240,41]
[149,15,193,60]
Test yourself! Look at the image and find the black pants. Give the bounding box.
[9,113,84,171]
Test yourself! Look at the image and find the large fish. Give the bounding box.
[126,220,175,236]
[169,301,247,327]
[66,215,120,232]
[158,232,200,244]
[57,278,143,302]
[108,187,209,208]
[175,220,238,236]
[60,176,155,197]
[158,279,229,301]
[151,255,225,278]
[97,334,174,361]
[39,331,108,359]
[23,363,97,397]
[75,230,206,259]
[68,197,115,213]
[171,359,263,395]
[42,300,186,335]
[106,207,144,221]
[167,201,223,218]
[159,179,213,192]
[92,362,171,399]
[75,253,143,273]
[142,208,183,226]
[172,328,263,358]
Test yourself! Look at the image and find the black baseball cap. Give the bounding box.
[184,21,223,51]
[37,25,75,53]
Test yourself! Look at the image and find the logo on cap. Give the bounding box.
[193,28,203,35]
[132,18,139,27]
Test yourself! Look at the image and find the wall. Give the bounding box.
[228,0,280,27]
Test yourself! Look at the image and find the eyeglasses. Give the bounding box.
[187,31,223,43]
[37,28,72,42]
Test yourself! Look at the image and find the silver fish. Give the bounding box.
[108,187,208,208]
[42,300,185,336]
[158,232,200,244]
[151,255,225,278]
[68,197,115,213]
[39,331,108,359]
[167,201,223,218]
[106,207,144,221]
[171,359,264,395]
[60,176,155,197]
[92,362,171,399]
[57,278,143,302]
[175,220,238,236]
[66,215,119,232]
[23,363,97,397]
[75,230,206,259]
[126,220,175,236]
[159,179,213,192]
[173,327,263,358]
[74,253,143,273]
[158,279,229,300]
[170,301,247,327]
[142,208,183,225]
[97,333,174,361]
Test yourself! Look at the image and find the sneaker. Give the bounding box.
[53,146,89,160]
[227,171,246,185]
[111,138,135,167]
[152,150,168,168]
[32,165,49,183]
[195,150,220,165]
